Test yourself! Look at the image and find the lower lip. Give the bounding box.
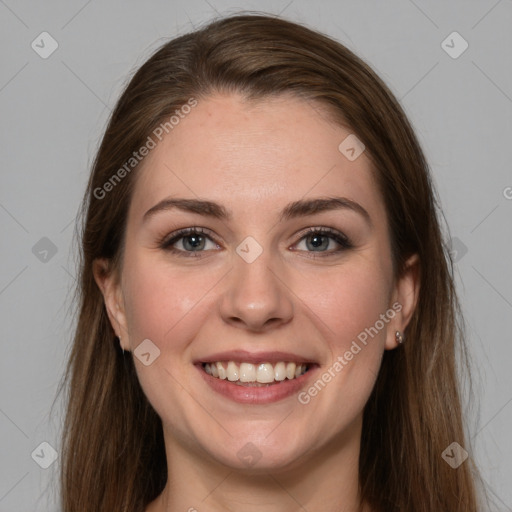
[196,364,319,404]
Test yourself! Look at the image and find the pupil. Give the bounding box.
[308,234,328,251]
[185,235,204,251]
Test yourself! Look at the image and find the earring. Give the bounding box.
[395,330,405,344]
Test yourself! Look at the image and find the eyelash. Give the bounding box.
[159,226,353,259]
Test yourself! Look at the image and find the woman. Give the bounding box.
[60,13,486,511]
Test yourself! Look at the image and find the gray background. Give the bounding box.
[0,0,511,510]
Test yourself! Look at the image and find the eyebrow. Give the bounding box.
[142,196,372,226]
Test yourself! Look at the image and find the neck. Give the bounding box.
[147,415,370,512]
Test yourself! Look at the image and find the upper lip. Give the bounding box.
[194,350,317,365]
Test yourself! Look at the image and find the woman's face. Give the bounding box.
[98,93,418,472]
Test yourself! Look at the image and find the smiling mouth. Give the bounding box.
[202,361,312,386]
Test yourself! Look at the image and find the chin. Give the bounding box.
[196,429,310,473]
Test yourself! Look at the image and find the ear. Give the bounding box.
[93,258,130,351]
[385,253,420,350]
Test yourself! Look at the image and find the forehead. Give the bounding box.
[128,93,385,226]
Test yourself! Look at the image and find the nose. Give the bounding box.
[219,249,294,332]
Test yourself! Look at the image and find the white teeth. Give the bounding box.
[226,361,239,381]
[216,362,227,380]
[203,361,309,383]
[286,362,296,380]
[256,363,274,383]
[239,363,256,382]
[273,362,286,381]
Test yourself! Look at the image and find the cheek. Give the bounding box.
[297,261,393,350]
[293,262,393,427]
[121,254,221,349]
[120,255,219,427]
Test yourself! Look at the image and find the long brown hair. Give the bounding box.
[59,13,487,511]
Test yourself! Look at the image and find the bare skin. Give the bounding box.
[95,93,419,512]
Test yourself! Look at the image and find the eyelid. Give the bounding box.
[292,226,351,246]
[289,226,353,258]
[159,226,220,248]
[160,225,353,256]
